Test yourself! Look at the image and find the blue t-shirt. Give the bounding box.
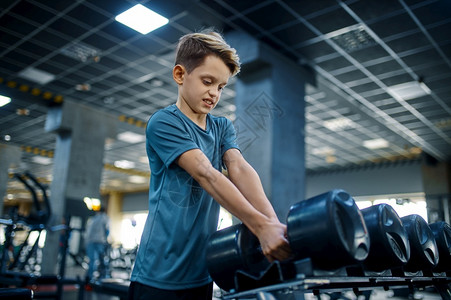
[130,104,240,289]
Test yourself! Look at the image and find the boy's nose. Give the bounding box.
[209,88,218,98]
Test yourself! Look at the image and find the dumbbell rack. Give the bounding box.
[220,260,451,300]
[222,275,451,300]
[207,192,451,300]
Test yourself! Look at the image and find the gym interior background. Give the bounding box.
[0,0,450,299]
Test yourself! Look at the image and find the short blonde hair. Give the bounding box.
[175,29,240,77]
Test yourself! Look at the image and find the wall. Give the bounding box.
[121,160,424,212]
[122,191,148,212]
[306,160,423,199]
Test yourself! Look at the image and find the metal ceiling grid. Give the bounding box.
[198,0,450,164]
[0,0,450,196]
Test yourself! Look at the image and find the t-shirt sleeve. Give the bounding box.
[147,111,199,168]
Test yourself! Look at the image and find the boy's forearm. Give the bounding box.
[177,149,271,236]
[197,167,272,236]
[223,149,279,221]
[177,149,292,262]
[227,162,279,222]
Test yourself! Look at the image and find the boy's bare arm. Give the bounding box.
[223,148,280,221]
[176,148,291,262]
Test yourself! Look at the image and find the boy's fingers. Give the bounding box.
[263,240,292,262]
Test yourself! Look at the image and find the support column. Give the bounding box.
[0,143,21,217]
[41,100,117,274]
[226,31,314,221]
[421,153,451,223]
[107,191,123,245]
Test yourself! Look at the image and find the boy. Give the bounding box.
[128,30,291,300]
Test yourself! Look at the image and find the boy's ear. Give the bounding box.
[173,64,185,85]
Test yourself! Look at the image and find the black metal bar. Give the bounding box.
[222,276,451,299]
[434,283,451,300]
[14,174,41,213]
[24,172,52,224]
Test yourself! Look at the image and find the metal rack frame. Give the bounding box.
[223,275,451,300]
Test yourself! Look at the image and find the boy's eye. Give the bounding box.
[203,79,212,85]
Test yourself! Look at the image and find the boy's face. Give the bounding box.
[176,54,231,116]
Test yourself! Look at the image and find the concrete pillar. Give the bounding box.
[226,31,314,221]
[107,191,123,245]
[421,153,451,223]
[0,143,21,217]
[41,100,117,274]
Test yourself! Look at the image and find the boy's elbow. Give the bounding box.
[192,163,222,186]
[228,159,252,178]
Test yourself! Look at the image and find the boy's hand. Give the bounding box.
[256,221,292,262]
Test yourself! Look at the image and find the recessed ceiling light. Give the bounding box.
[31,156,53,165]
[18,67,55,85]
[114,160,135,169]
[103,96,115,105]
[118,131,146,144]
[109,179,122,187]
[387,81,431,100]
[115,4,168,35]
[312,146,335,156]
[325,155,337,163]
[149,78,164,87]
[328,25,376,53]
[75,83,91,91]
[323,117,355,131]
[0,95,11,107]
[16,108,30,116]
[363,138,389,149]
[129,175,147,184]
[61,42,101,62]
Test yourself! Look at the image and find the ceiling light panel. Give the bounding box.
[114,160,135,169]
[60,42,101,62]
[363,138,389,149]
[323,117,355,131]
[129,175,147,184]
[117,131,146,143]
[0,95,11,107]
[312,146,336,156]
[329,25,376,53]
[115,4,169,34]
[387,81,431,101]
[31,156,53,165]
[18,67,55,85]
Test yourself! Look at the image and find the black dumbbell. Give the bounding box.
[206,190,370,291]
[400,214,439,272]
[360,204,410,271]
[206,223,268,292]
[429,221,451,272]
[286,189,370,269]
[0,288,33,300]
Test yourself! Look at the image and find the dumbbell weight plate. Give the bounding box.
[401,214,439,272]
[287,189,370,269]
[206,223,268,292]
[361,204,410,271]
[429,221,451,272]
